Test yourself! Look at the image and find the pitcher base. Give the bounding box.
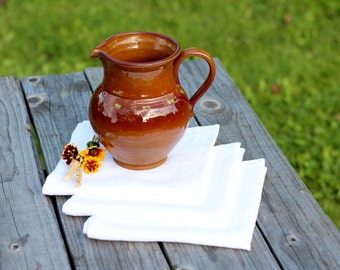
[113,157,167,170]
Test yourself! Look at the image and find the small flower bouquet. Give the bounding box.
[61,136,106,187]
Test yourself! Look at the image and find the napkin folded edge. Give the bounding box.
[62,143,245,215]
[82,215,252,250]
[42,121,221,196]
[82,159,267,250]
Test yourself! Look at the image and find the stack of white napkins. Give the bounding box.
[43,121,267,250]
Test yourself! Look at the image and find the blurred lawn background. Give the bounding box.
[1,0,339,227]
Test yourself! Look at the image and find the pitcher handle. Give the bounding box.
[174,48,216,114]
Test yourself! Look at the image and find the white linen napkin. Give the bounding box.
[42,120,267,250]
[43,121,220,206]
[83,159,266,250]
[62,143,245,228]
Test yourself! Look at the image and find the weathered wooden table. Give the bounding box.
[1,58,339,269]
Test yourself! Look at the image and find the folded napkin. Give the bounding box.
[83,160,266,250]
[43,120,267,250]
[43,121,220,206]
[63,143,245,227]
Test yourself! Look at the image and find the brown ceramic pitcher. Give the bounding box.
[89,32,216,170]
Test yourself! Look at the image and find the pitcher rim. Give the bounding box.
[91,31,181,68]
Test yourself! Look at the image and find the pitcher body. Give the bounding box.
[89,32,215,169]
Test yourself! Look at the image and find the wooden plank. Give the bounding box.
[161,227,280,270]
[0,77,70,269]
[21,72,170,269]
[83,67,280,269]
[178,58,340,269]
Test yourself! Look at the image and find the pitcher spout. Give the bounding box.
[90,47,111,61]
[90,49,101,59]
[90,35,116,61]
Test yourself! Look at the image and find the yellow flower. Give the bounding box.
[81,156,102,174]
[80,146,106,161]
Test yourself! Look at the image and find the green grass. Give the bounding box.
[1,0,339,228]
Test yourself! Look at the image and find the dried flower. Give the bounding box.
[80,146,106,161]
[75,169,82,187]
[81,156,102,174]
[61,143,81,165]
[65,159,82,180]
[61,136,106,187]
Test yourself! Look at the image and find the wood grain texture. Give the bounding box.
[0,77,70,269]
[21,72,170,270]
[161,227,280,270]
[178,58,340,269]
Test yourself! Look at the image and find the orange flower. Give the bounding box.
[80,146,106,161]
[81,156,102,174]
